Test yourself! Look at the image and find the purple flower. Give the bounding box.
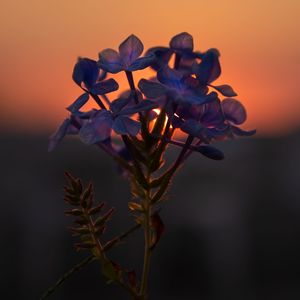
[48,118,81,152]
[138,66,216,107]
[69,58,119,113]
[98,35,154,74]
[79,97,157,145]
[145,32,202,73]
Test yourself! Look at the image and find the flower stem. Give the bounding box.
[139,171,152,299]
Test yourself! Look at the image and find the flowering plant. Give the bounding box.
[44,32,255,300]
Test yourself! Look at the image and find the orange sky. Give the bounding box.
[0,0,299,136]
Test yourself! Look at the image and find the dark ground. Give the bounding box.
[1,131,300,300]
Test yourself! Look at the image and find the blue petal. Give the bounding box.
[79,110,113,144]
[195,49,221,84]
[157,66,183,89]
[180,119,204,138]
[211,84,237,97]
[112,116,141,136]
[48,118,71,151]
[231,126,256,136]
[222,98,247,125]
[145,46,173,71]
[72,58,99,88]
[138,79,167,98]
[98,49,123,74]
[118,100,158,115]
[66,93,89,113]
[110,97,131,114]
[201,98,224,126]
[181,91,218,106]
[195,145,224,160]
[119,34,143,68]
[89,78,119,95]
[127,54,155,71]
[98,70,107,81]
[169,32,194,52]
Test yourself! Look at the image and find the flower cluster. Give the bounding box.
[49,32,255,160]
[47,33,255,300]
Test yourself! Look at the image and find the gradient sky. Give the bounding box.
[0,0,299,135]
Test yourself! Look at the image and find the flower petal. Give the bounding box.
[66,93,89,113]
[145,46,173,71]
[113,116,141,136]
[157,66,183,89]
[180,119,204,138]
[127,54,155,71]
[231,126,256,136]
[118,100,158,115]
[110,97,131,114]
[201,98,224,126]
[211,84,237,97]
[195,48,221,84]
[72,58,99,88]
[89,78,119,95]
[98,49,123,73]
[169,32,194,52]
[79,111,113,144]
[138,79,167,98]
[48,119,71,151]
[119,34,143,68]
[222,98,247,125]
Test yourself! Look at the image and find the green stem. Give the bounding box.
[139,171,152,299]
[40,223,141,300]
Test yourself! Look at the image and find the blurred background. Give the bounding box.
[1,0,300,299]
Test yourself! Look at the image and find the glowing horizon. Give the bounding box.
[0,0,300,136]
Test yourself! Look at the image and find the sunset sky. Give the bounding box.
[0,0,299,135]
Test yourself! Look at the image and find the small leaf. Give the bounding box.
[150,212,165,250]
[94,208,115,227]
[69,227,90,235]
[90,78,119,95]
[127,270,137,290]
[211,84,237,97]
[64,209,83,216]
[75,242,96,250]
[88,203,105,215]
[128,202,143,212]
